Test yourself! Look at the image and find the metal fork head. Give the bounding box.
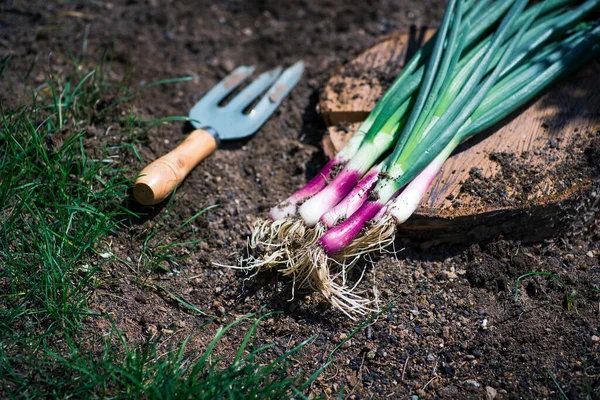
[189,61,304,140]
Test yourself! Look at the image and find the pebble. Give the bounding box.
[346,374,358,386]
[586,251,594,258]
[212,301,225,316]
[439,270,458,280]
[221,59,235,72]
[146,324,158,335]
[464,379,481,387]
[377,348,388,358]
[486,386,498,399]
[427,353,436,362]
[134,294,148,304]
[592,335,599,342]
[443,326,450,339]
[481,318,488,330]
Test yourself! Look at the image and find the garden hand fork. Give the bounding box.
[134,61,304,205]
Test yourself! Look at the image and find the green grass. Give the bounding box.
[0,58,325,398]
[513,271,577,311]
[136,197,218,275]
[546,368,569,400]
[0,73,134,338]
[1,312,317,399]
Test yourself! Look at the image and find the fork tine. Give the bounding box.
[248,61,304,125]
[190,61,304,139]
[196,65,256,105]
[226,67,283,112]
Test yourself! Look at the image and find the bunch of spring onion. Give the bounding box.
[244,0,600,316]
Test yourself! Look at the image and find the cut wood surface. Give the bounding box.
[319,28,600,242]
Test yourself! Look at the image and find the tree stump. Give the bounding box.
[319,28,600,243]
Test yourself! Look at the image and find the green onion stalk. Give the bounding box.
[319,0,593,230]
[340,20,600,259]
[319,0,538,254]
[245,0,523,270]
[292,0,574,226]
[321,2,600,254]
[244,0,600,315]
[304,0,536,313]
[257,1,515,220]
[311,12,600,315]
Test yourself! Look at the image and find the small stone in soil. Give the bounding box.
[464,379,480,387]
[443,326,450,339]
[486,386,498,399]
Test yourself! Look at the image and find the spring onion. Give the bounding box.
[245,0,600,316]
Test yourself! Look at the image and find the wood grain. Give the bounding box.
[134,129,217,205]
[319,28,600,242]
[320,26,436,126]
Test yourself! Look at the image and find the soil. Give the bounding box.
[458,132,600,210]
[2,0,600,398]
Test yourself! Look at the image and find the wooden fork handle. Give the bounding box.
[133,129,217,205]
